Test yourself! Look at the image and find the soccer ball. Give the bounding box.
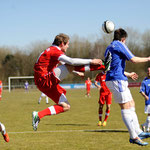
[102,20,115,34]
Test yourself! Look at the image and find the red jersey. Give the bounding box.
[95,72,111,95]
[0,80,2,90]
[85,80,92,90]
[0,80,2,93]
[34,46,64,76]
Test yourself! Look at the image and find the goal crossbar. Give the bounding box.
[8,76,34,92]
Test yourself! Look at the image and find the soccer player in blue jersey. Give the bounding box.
[104,28,150,146]
[140,67,150,132]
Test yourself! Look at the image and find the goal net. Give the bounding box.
[8,76,35,92]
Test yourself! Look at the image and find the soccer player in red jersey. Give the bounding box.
[85,77,92,97]
[32,33,106,131]
[0,80,2,100]
[94,71,112,126]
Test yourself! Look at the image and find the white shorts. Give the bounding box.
[53,65,69,81]
[106,80,133,104]
[41,93,46,97]
[145,105,150,114]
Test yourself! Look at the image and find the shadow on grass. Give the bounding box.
[84,129,128,133]
[45,123,90,126]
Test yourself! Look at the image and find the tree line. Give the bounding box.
[0,28,150,85]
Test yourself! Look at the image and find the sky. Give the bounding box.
[0,0,150,49]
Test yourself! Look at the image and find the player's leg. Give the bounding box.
[38,95,42,104]
[146,114,150,132]
[142,106,150,132]
[32,92,70,131]
[46,96,49,104]
[87,89,91,97]
[103,93,112,126]
[0,122,9,142]
[33,65,71,131]
[98,103,104,126]
[106,80,148,146]
[129,101,143,135]
[74,64,105,72]
[103,104,111,126]
[0,91,2,100]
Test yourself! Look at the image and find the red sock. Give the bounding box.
[104,110,110,121]
[74,64,105,72]
[38,105,64,119]
[99,110,103,121]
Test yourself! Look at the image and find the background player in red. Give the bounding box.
[94,71,112,126]
[85,77,92,97]
[0,80,2,100]
[32,33,107,131]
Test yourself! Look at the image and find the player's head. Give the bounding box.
[52,33,70,52]
[113,28,128,43]
[147,67,150,77]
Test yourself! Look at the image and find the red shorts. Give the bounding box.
[34,72,66,104]
[99,92,112,105]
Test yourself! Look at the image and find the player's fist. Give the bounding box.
[91,59,102,65]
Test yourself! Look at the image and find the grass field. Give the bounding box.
[0,87,149,150]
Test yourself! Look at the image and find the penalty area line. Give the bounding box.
[8,129,128,134]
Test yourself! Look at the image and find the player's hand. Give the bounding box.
[77,72,85,78]
[130,72,138,81]
[145,95,149,101]
[91,59,102,65]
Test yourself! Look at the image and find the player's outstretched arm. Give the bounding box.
[130,56,150,63]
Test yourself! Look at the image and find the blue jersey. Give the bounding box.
[104,40,135,81]
[140,77,150,105]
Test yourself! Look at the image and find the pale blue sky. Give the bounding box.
[0,0,150,48]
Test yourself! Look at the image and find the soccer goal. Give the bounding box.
[8,76,34,92]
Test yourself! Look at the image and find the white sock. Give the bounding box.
[46,97,49,103]
[146,116,150,128]
[0,123,6,135]
[38,97,42,103]
[130,107,143,135]
[121,109,138,139]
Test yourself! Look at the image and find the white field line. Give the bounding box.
[8,129,128,134]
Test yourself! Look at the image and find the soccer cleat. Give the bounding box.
[104,51,112,71]
[129,138,148,146]
[102,121,107,127]
[2,133,9,142]
[98,121,102,126]
[138,132,150,140]
[32,111,40,131]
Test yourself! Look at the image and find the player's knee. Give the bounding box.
[64,104,71,112]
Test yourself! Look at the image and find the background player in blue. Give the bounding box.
[104,28,150,146]
[140,67,150,132]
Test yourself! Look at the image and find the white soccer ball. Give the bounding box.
[102,20,115,34]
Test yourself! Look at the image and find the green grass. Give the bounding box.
[0,88,148,150]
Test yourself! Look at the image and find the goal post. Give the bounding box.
[8,76,34,92]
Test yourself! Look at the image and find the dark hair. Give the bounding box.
[113,28,128,41]
[52,33,70,46]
